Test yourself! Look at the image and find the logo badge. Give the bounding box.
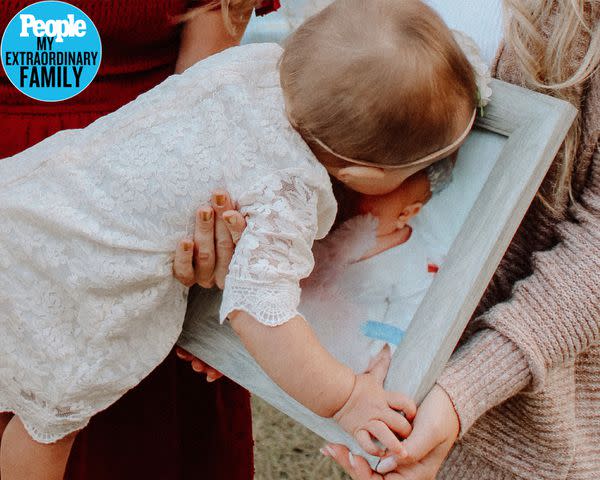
[1,1,102,102]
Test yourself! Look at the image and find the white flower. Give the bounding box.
[452,30,493,108]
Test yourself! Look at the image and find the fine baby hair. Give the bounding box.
[279,0,479,168]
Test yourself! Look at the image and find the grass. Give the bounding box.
[252,396,350,479]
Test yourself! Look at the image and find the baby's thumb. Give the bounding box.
[367,344,392,385]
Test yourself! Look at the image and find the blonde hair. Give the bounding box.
[502,0,600,209]
[179,0,261,34]
[280,0,478,166]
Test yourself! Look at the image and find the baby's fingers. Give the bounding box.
[386,391,417,422]
[365,420,403,454]
[355,429,385,457]
[382,409,412,440]
[367,345,392,385]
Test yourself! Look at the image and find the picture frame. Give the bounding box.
[177,78,577,461]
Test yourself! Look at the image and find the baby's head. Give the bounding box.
[280,0,477,195]
[358,168,432,237]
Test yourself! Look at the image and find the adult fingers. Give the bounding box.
[193,207,216,288]
[199,358,223,381]
[173,238,195,287]
[191,358,208,372]
[393,419,441,467]
[206,369,224,382]
[191,358,223,381]
[323,444,382,480]
[385,392,417,422]
[211,191,235,289]
[384,441,451,479]
[175,346,195,361]
[366,420,403,454]
[222,210,247,245]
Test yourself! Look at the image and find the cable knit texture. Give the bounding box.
[436,6,600,480]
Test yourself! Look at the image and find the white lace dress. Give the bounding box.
[0,43,337,443]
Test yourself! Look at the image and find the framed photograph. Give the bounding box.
[178,78,577,460]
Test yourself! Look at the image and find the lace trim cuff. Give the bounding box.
[220,277,302,326]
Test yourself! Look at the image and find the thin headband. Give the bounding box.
[309,109,477,170]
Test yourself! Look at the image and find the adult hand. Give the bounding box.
[173,190,247,381]
[175,347,224,382]
[325,385,459,480]
[173,191,247,289]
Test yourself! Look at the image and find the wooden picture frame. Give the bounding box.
[178,79,576,461]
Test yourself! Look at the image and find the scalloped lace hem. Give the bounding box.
[220,278,303,326]
[0,404,89,444]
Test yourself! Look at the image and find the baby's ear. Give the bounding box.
[398,202,423,223]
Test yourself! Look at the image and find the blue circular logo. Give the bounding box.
[1,1,102,102]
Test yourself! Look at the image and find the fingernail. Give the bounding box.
[319,447,329,457]
[348,451,357,468]
[224,214,236,225]
[325,446,337,459]
[201,210,212,222]
[214,194,226,207]
[183,241,192,252]
[207,375,216,383]
[377,456,397,473]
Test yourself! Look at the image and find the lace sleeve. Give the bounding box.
[220,173,323,326]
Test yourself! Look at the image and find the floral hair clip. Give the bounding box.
[426,31,492,193]
[452,30,493,116]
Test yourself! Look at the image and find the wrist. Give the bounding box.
[436,329,531,436]
[433,384,460,442]
[332,371,370,424]
[325,371,357,419]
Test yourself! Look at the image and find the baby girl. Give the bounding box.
[0,0,478,477]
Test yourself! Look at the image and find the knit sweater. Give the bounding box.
[436,7,600,480]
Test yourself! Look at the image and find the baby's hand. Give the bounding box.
[333,346,417,457]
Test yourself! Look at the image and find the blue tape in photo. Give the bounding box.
[361,321,405,345]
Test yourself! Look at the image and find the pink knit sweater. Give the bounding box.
[436,8,600,480]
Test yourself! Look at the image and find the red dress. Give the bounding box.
[1,1,277,477]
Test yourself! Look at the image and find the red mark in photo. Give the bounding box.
[427,263,439,274]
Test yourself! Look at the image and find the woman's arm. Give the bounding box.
[327,149,599,479]
[438,146,600,435]
[175,7,251,73]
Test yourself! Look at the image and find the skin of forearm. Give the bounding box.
[175,8,250,73]
[229,311,356,417]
